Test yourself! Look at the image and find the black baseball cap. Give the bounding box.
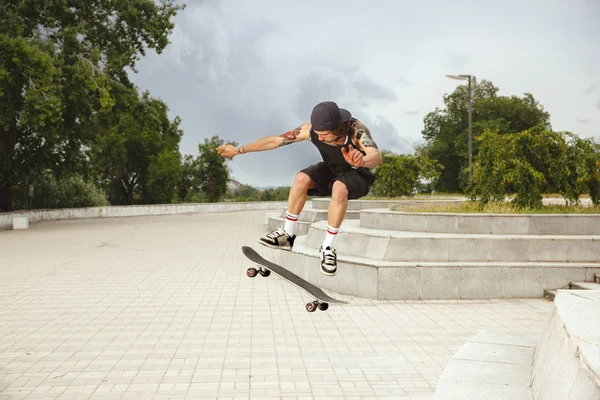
[310,101,352,131]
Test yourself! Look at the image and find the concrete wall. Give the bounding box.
[0,201,288,230]
[531,291,600,399]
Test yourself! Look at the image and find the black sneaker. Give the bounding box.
[258,228,296,251]
[319,246,337,276]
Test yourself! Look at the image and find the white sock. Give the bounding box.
[283,211,299,236]
[322,224,339,249]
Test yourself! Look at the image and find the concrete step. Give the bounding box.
[361,208,600,235]
[434,331,538,400]
[531,291,600,399]
[310,197,466,210]
[266,207,360,236]
[570,281,600,290]
[272,238,600,300]
[302,220,600,263]
[435,291,600,399]
[544,289,558,301]
[267,216,313,236]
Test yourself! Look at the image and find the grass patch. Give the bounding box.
[389,201,600,214]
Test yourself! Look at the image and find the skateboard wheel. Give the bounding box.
[247,268,258,278]
[259,268,271,277]
[318,302,329,311]
[306,302,317,313]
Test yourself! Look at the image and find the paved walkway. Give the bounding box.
[0,210,553,399]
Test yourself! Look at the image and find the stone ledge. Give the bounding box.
[361,208,600,235]
[434,331,538,400]
[12,215,29,230]
[531,291,600,399]
[311,197,466,210]
[0,201,288,230]
[302,220,600,263]
[273,240,600,300]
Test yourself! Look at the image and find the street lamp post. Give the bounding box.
[445,74,475,184]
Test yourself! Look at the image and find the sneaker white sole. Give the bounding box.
[320,267,336,276]
[258,239,293,251]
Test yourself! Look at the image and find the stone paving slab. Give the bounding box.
[0,210,554,399]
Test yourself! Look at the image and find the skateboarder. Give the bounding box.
[217,101,382,276]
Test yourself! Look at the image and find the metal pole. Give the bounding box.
[467,76,473,184]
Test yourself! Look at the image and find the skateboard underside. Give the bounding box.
[242,246,348,312]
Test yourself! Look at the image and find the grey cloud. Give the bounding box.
[291,69,409,155]
[366,116,412,154]
[292,68,399,120]
[353,76,398,102]
[576,119,589,124]
[129,0,600,188]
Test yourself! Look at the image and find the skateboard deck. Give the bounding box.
[242,245,349,312]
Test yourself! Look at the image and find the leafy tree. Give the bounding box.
[196,136,231,202]
[421,80,550,192]
[178,154,202,202]
[468,127,600,208]
[227,184,261,202]
[371,151,441,197]
[0,0,184,211]
[144,149,183,204]
[12,170,109,209]
[93,89,183,205]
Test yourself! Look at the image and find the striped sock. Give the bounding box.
[322,224,339,249]
[283,211,299,236]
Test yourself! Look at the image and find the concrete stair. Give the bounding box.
[261,199,600,301]
[434,331,538,400]
[303,220,600,263]
[274,219,600,300]
[544,279,600,301]
[361,208,600,235]
[266,207,360,236]
[434,291,600,399]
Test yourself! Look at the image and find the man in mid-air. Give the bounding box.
[218,101,382,276]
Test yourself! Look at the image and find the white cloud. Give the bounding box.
[130,0,600,187]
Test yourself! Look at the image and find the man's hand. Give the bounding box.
[341,147,365,168]
[217,144,239,159]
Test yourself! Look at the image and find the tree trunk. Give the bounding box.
[0,180,13,212]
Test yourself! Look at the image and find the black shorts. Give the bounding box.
[299,162,376,200]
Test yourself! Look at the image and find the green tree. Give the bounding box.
[421,80,550,192]
[178,154,202,202]
[371,151,441,197]
[93,89,183,205]
[196,136,231,202]
[144,149,183,204]
[12,170,109,210]
[0,0,184,211]
[468,127,600,209]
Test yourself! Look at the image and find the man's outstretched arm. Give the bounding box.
[217,123,311,159]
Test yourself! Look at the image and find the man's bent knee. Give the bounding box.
[331,180,349,200]
[293,172,316,190]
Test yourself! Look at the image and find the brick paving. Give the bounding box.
[0,210,553,399]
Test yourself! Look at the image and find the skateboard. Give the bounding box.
[242,246,349,312]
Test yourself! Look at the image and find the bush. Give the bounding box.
[467,127,600,209]
[371,152,441,197]
[19,171,110,209]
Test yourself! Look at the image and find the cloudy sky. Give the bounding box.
[130,0,600,188]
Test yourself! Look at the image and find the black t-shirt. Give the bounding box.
[309,118,366,173]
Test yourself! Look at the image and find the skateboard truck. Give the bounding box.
[242,246,348,313]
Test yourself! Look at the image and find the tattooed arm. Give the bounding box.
[352,120,382,168]
[217,123,311,159]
